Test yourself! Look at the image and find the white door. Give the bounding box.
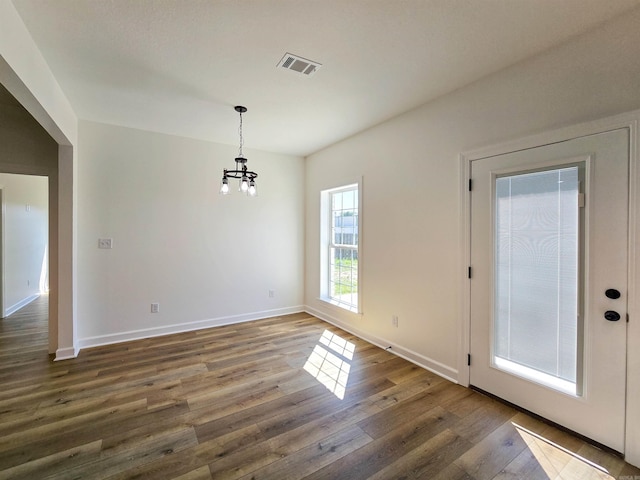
[469,129,629,452]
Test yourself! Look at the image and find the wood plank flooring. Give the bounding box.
[1,295,639,479]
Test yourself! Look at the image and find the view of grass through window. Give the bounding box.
[329,187,358,310]
[331,251,357,295]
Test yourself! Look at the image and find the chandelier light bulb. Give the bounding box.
[248,179,257,197]
[220,177,229,195]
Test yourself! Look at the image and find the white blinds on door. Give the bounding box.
[494,167,580,390]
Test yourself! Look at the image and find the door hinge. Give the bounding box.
[578,193,585,208]
[468,179,473,191]
[468,266,472,279]
[467,354,471,366]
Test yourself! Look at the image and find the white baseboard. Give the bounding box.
[64,304,458,385]
[4,293,40,318]
[77,305,305,351]
[55,345,79,361]
[305,305,459,384]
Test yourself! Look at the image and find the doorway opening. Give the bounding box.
[0,81,62,356]
[0,174,49,322]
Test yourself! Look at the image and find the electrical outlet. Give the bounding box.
[392,315,399,327]
[151,303,160,313]
[269,290,275,298]
[98,238,113,249]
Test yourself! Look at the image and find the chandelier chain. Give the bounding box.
[238,111,244,158]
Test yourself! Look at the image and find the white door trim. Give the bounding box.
[459,109,640,465]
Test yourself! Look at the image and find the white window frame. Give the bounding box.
[320,181,362,314]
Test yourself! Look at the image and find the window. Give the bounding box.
[320,183,360,312]
[493,165,583,395]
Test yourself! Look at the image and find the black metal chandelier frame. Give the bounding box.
[220,106,258,196]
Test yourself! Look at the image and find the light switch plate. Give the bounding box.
[98,238,113,249]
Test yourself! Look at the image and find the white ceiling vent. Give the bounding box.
[277,53,321,77]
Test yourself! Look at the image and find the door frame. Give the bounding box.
[460,109,640,463]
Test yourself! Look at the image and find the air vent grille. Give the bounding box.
[277,53,321,77]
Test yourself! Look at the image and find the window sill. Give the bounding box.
[318,296,360,315]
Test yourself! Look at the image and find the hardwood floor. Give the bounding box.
[1,296,639,479]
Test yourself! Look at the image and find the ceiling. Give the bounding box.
[10,0,640,157]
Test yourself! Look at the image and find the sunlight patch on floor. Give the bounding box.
[303,330,355,399]
[513,422,615,479]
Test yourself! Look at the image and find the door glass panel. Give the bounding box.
[494,166,581,395]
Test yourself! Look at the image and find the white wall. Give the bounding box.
[77,121,304,346]
[304,6,640,463]
[305,1,640,380]
[0,173,48,316]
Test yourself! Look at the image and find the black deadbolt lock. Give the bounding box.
[604,310,621,322]
[605,289,621,299]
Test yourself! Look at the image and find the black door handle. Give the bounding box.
[604,311,621,322]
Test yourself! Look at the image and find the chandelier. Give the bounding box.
[220,106,258,196]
